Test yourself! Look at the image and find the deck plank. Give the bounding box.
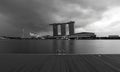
[0,55,120,72]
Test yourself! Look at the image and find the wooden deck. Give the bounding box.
[0,54,120,72]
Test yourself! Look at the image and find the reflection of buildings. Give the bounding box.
[52,40,74,54]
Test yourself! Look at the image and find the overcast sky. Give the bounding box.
[0,0,120,37]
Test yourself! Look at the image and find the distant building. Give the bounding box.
[68,32,96,38]
[0,36,6,39]
[29,32,40,38]
[108,35,119,38]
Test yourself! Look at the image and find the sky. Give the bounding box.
[0,0,120,37]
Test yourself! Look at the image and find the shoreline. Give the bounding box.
[2,38,120,40]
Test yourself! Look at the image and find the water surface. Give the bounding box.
[0,40,119,54]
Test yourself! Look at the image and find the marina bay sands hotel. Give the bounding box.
[50,21,75,36]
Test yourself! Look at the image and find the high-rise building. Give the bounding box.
[61,24,66,36]
[69,23,74,35]
[50,21,75,36]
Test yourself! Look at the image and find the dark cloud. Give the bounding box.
[0,0,120,36]
[0,0,57,33]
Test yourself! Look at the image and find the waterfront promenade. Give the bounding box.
[0,54,120,72]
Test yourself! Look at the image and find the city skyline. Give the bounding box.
[0,0,120,37]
